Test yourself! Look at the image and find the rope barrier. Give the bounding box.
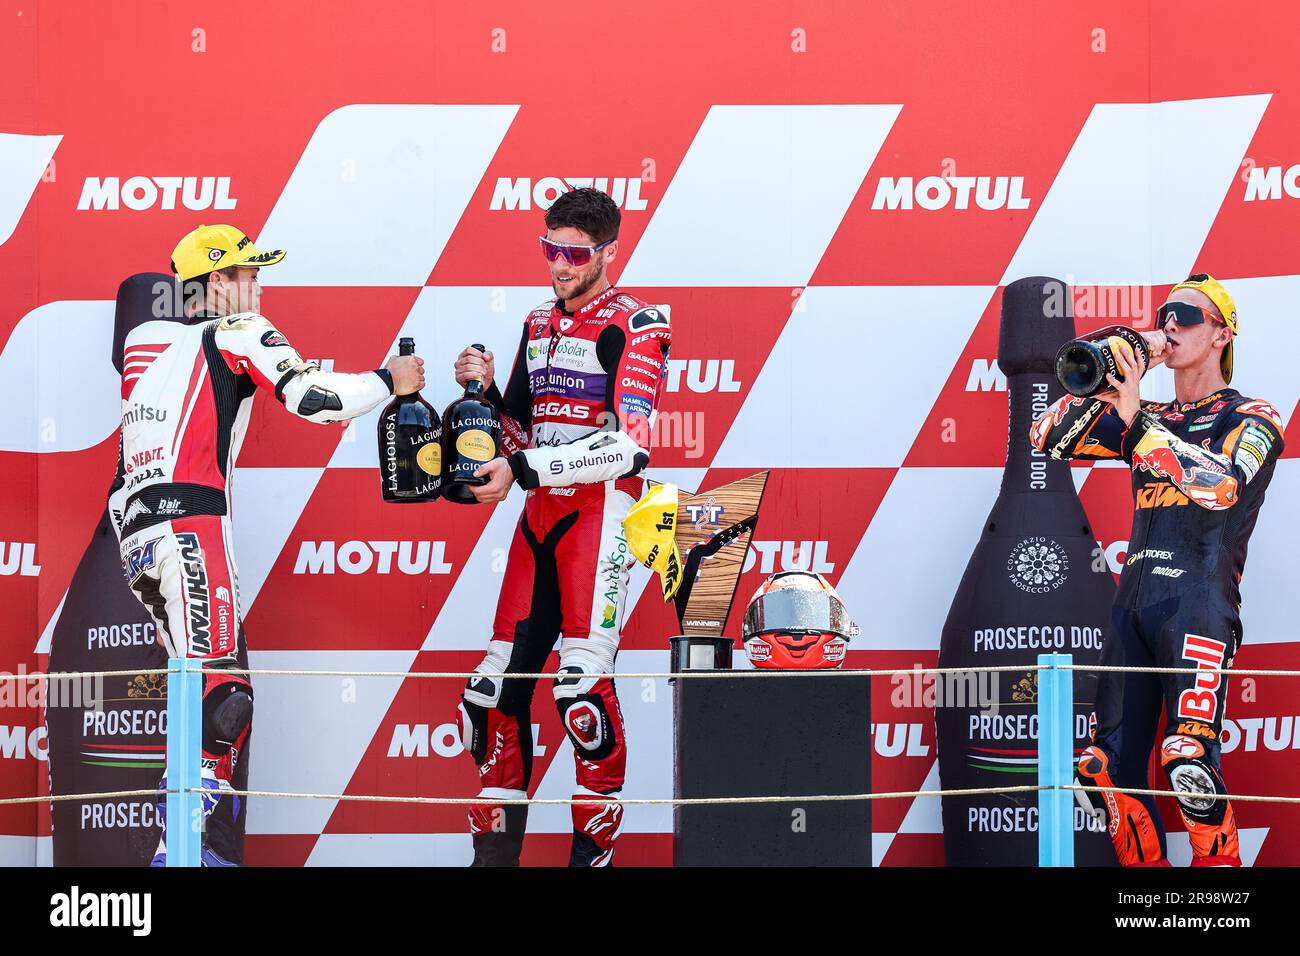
[4,662,1299,682]
[6,653,1298,866]
[0,789,166,806]
[203,784,1045,807]
[10,782,1298,812]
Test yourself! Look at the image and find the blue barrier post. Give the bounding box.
[166,657,203,868]
[1037,652,1074,867]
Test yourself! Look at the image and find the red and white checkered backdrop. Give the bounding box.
[2,0,1299,866]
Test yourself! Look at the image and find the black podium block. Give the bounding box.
[673,674,871,866]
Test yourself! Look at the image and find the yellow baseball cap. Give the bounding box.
[1168,273,1237,383]
[623,482,683,601]
[171,224,286,282]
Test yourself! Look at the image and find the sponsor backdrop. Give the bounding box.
[2,1,1299,865]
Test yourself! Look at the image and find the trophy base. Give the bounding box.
[668,635,734,678]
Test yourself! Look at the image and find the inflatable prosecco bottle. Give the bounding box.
[935,276,1115,866]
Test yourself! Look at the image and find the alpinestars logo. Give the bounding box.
[1007,537,1069,594]
[175,533,211,654]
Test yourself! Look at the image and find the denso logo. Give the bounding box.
[489,177,649,211]
[0,726,47,760]
[0,543,40,577]
[871,176,1031,211]
[293,541,453,574]
[664,359,741,394]
[742,540,834,575]
[77,176,238,211]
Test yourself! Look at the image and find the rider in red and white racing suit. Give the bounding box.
[454,188,671,866]
[110,224,423,865]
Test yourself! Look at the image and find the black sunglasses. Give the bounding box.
[1156,300,1222,328]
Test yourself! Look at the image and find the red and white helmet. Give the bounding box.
[741,571,857,669]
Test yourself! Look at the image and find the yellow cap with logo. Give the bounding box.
[623,482,683,601]
[171,224,286,282]
[1168,273,1237,383]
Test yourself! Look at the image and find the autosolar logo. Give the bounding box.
[1006,537,1069,594]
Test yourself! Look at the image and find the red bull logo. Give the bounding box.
[1136,444,1189,484]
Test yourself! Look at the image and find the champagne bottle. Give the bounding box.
[1055,325,1151,397]
[935,277,1116,866]
[377,337,442,503]
[441,344,502,505]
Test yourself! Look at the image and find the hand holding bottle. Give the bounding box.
[454,346,494,392]
[469,458,513,503]
[385,354,425,395]
[1139,330,1169,366]
[1095,337,1147,427]
[378,337,441,504]
[442,344,504,504]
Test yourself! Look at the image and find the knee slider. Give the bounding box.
[557,695,617,761]
[202,669,253,756]
[1160,735,1226,823]
[554,667,617,761]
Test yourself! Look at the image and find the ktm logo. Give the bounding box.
[1136,486,1189,509]
[1177,721,1217,741]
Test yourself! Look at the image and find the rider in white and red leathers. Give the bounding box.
[111,224,414,865]
[457,189,671,867]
